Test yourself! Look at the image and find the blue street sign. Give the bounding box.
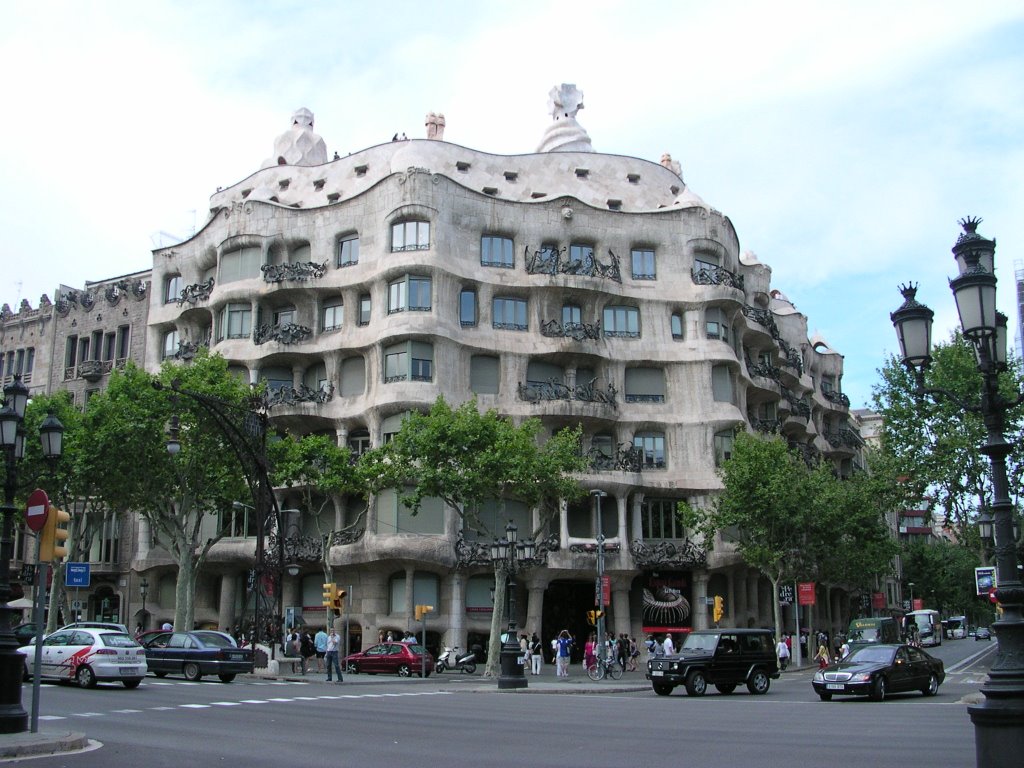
[65,562,91,588]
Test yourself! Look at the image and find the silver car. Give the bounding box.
[21,628,147,688]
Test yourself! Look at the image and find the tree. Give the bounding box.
[872,331,1024,543]
[901,538,981,620]
[362,397,587,676]
[267,432,365,598]
[79,351,252,631]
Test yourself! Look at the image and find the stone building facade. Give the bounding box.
[2,87,861,652]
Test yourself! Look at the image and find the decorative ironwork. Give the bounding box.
[778,339,804,375]
[524,245,621,282]
[518,378,617,407]
[788,441,820,466]
[587,443,644,472]
[253,322,312,345]
[741,304,780,339]
[265,530,323,568]
[782,389,811,420]
[328,525,366,546]
[454,532,560,569]
[78,360,103,382]
[752,418,782,434]
[822,389,851,408]
[747,358,782,383]
[568,542,621,554]
[540,318,602,341]
[177,278,215,306]
[264,382,335,408]
[824,427,863,450]
[630,539,707,569]
[173,340,204,361]
[691,264,744,290]
[261,261,329,283]
[624,394,665,403]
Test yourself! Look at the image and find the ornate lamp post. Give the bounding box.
[0,376,63,733]
[139,577,149,630]
[890,217,1024,768]
[491,520,536,690]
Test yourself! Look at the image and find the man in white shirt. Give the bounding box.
[662,633,675,655]
[325,629,343,682]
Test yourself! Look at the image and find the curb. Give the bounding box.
[0,731,90,760]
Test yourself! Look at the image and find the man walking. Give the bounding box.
[314,626,329,673]
[325,628,343,683]
[776,634,790,670]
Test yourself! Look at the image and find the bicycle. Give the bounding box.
[587,656,624,681]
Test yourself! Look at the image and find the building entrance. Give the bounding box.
[542,580,595,663]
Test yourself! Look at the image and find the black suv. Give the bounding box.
[646,628,780,696]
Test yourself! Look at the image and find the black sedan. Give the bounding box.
[142,630,254,682]
[812,643,944,701]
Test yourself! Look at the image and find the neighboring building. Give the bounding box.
[2,86,862,651]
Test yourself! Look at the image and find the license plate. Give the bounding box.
[826,683,844,690]
[651,670,664,677]
[119,667,139,676]
[229,653,243,660]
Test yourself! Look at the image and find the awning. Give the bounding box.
[7,597,34,609]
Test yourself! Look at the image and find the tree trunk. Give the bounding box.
[769,573,782,643]
[173,548,196,630]
[484,565,507,678]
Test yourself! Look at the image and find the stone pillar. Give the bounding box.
[558,498,569,545]
[218,572,237,632]
[448,572,466,650]
[525,578,547,638]
[693,572,709,630]
[748,571,761,627]
[629,493,643,542]
[733,568,748,624]
[611,578,631,637]
[616,494,627,544]
[404,566,415,633]
[137,517,151,560]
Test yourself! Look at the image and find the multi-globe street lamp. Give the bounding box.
[890,217,1024,768]
[139,577,149,630]
[491,520,536,690]
[0,375,63,734]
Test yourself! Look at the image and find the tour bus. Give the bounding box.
[904,609,942,647]
[944,615,968,639]
[847,617,900,648]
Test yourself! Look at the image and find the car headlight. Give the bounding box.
[850,673,872,682]
[813,671,824,682]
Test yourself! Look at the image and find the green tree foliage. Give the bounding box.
[80,350,252,631]
[901,538,981,620]
[872,331,1024,541]
[267,432,364,585]
[362,396,587,675]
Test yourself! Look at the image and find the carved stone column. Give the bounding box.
[218,572,237,631]
[448,571,466,651]
[693,572,709,631]
[611,577,631,637]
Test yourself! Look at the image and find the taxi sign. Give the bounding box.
[25,489,50,532]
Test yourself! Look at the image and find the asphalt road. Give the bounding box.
[16,639,994,768]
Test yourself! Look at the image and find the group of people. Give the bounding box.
[773,631,850,670]
[283,626,344,681]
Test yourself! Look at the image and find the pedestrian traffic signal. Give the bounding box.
[713,595,725,624]
[586,610,596,625]
[322,582,338,608]
[335,588,347,613]
[414,604,433,621]
[40,507,71,561]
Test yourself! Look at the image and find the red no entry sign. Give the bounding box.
[25,488,50,532]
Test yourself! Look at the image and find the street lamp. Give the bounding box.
[139,577,149,629]
[491,519,537,690]
[0,375,63,734]
[890,217,1024,768]
[908,582,915,610]
[591,489,608,657]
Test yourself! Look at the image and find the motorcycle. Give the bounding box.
[435,645,477,674]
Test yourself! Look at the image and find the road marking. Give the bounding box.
[211,701,242,706]
[180,704,211,708]
[239,699,269,704]
[72,712,104,718]
[149,706,175,711]
[111,709,144,713]
[39,716,66,721]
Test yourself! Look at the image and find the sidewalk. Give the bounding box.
[0,729,90,760]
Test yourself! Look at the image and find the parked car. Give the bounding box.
[61,621,130,635]
[645,628,779,697]
[342,641,434,677]
[812,643,944,701]
[975,627,992,641]
[141,630,254,682]
[19,628,147,689]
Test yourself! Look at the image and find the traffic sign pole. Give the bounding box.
[30,536,47,733]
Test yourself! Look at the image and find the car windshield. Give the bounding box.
[845,646,895,664]
[194,632,235,648]
[100,633,140,648]
[406,644,427,655]
[680,634,718,652]
[848,628,881,642]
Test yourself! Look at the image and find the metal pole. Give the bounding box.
[29,540,45,733]
[792,581,802,668]
[344,584,351,659]
[0,438,28,733]
[592,490,607,667]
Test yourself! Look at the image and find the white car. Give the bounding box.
[20,627,147,688]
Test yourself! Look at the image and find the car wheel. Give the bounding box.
[715,683,737,695]
[685,670,707,696]
[397,664,411,677]
[653,683,674,696]
[76,665,97,689]
[218,674,236,683]
[922,674,939,697]
[869,676,887,702]
[746,669,771,695]
[346,662,359,674]
[818,692,832,702]
[123,679,142,689]
[183,662,203,682]
[153,671,168,678]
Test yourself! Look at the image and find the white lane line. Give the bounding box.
[149,706,176,711]
[180,704,211,708]
[72,713,104,718]
[111,709,144,713]
[211,701,242,706]
[239,699,269,704]
[267,697,294,702]
[39,716,66,721]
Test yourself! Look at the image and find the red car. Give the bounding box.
[343,641,434,677]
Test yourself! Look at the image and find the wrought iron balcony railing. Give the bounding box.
[261,261,328,283]
[540,319,602,341]
[518,378,617,407]
[524,245,622,283]
[691,264,744,290]
[253,322,313,345]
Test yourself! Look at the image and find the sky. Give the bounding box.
[2,0,1022,409]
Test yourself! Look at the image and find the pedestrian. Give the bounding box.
[314,626,329,672]
[815,640,831,669]
[838,639,850,660]
[645,634,658,659]
[520,633,531,671]
[300,630,316,674]
[584,632,597,672]
[324,628,343,683]
[162,621,173,631]
[776,635,791,670]
[556,630,574,678]
[662,632,675,656]
[530,633,543,675]
[616,634,629,671]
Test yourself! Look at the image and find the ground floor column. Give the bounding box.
[448,571,466,650]
[733,567,748,625]
[218,572,237,632]
[748,571,762,627]
[611,577,630,637]
[693,572,709,630]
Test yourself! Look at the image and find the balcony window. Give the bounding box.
[671,312,684,339]
[714,430,735,466]
[641,498,686,539]
[220,246,262,283]
[389,276,432,313]
[460,289,478,327]
[603,306,640,338]
[569,244,594,271]
[164,275,182,304]
[493,297,528,331]
[337,235,359,267]
[562,304,582,326]
[162,330,179,360]
[470,355,499,394]
[633,432,666,469]
[322,301,343,331]
[706,306,730,343]
[481,236,514,268]
[631,249,656,280]
[358,294,371,326]
[391,220,430,252]
[273,307,296,326]
[221,304,252,340]
[712,364,734,403]
[384,341,433,383]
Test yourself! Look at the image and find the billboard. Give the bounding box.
[975,566,996,596]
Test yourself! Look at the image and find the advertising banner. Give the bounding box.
[975,566,996,596]
[797,581,816,606]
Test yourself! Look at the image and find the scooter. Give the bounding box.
[435,646,477,674]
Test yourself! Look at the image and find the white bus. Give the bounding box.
[905,609,942,647]
[944,615,967,639]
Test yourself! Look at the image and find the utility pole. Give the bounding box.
[592,490,608,659]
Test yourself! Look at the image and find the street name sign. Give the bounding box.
[65,562,91,588]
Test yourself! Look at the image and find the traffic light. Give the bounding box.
[586,610,596,626]
[40,507,71,561]
[335,588,347,613]
[322,582,338,609]
[414,604,433,621]
[713,595,725,624]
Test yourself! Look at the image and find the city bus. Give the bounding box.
[944,615,968,639]
[904,609,942,647]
